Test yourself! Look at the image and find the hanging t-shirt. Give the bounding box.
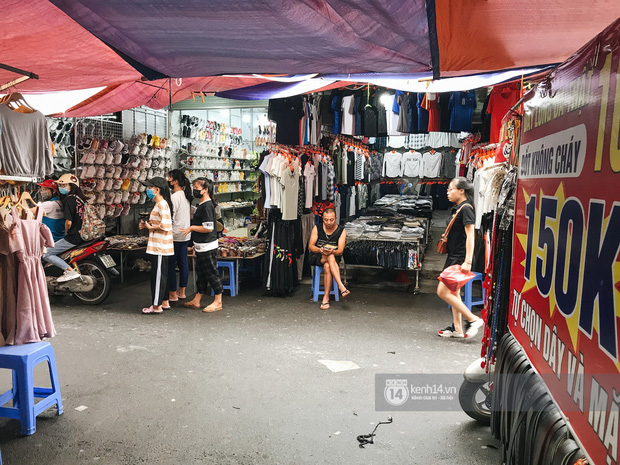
[441,151,458,179]
[396,91,409,133]
[303,162,316,208]
[363,105,378,137]
[259,154,273,207]
[401,151,423,177]
[449,90,477,132]
[487,84,520,143]
[341,95,355,135]
[0,105,53,178]
[422,151,443,178]
[268,97,304,145]
[346,151,356,186]
[279,160,301,221]
[382,151,403,178]
[416,94,429,133]
[421,93,440,132]
[330,91,344,134]
[438,93,452,132]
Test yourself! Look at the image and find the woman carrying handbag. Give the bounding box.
[435,177,484,339]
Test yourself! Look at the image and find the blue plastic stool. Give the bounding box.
[0,342,63,435]
[463,272,485,309]
[211,260,237,297]
[311,266,340,302]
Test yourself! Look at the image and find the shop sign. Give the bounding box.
[509,19,620,465]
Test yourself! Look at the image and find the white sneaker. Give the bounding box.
[57,269,81,283]
[465,319,484,338]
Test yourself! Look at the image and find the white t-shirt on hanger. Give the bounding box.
[422,151,443,178]
[401,151,423,177]
[341,95,355,135]
[382,151,403,178]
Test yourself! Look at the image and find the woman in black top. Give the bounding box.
[436,177,484,338]
[181,178,223,313]
[308,208,350,309]
[42,173,85,283]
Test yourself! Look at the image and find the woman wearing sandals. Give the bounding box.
[166,169,192,303]
[308,208,350,310]
[139,177,174,314]
[181,178,223,313]
[436,177,484,338]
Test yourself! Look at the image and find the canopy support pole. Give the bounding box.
[0,63,39,92]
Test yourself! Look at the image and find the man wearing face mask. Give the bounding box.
[42,173,86,282]
[38,178,65,243]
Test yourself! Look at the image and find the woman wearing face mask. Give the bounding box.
[181,178,223,313]
[37,178,65,243]
[139,177,175,314]
[166,169,192,303]
[42,173,86,282]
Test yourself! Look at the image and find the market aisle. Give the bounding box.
[0,276,499,465]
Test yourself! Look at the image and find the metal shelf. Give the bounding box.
[0,175,39,182]
[214,180,256,183]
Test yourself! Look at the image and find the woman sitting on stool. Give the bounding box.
[308,208,350,310]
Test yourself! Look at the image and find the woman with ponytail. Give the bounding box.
[436,177,484,338]
[166,169,192,302]
[181,178,224,313]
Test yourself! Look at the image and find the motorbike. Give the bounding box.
[459,357,494,424]
[44,239,118,305]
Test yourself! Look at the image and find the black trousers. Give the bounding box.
[196,250,223,295]
[149,254,170,306]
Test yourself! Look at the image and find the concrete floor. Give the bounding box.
[0,253,500,464]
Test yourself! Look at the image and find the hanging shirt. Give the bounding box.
[268,97,304,145]
[346,150,356,186]
[421,93,440,132]
[259,154,273,207]
[0,105,53,178]
[327,162,335,202]
[487,84,520,143]
[382,151,403,178]
[280,160,301,221]
[422,151,443,178]
[369,151,384,181]
[341,95,355,135]
[449,90,477,132]
[416,93,429,133]
[401,151,423,177]
[441,151,458,179]
[354,152,365,180]
[303,162,316,208]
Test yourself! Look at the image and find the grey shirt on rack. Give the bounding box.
[0,105,52,178]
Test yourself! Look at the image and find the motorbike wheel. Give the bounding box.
[458,379,492,424]
[72,259,111,305]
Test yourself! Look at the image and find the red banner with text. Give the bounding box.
[509,19,620,465]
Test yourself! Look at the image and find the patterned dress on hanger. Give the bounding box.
[9,206,56,344]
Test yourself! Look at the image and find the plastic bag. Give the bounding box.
[438,265,475,293]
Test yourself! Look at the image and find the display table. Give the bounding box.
[107,246,147,283]
[188,251,265,294]
[342,214,430,294]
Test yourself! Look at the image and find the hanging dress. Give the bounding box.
[0,213,18,346]
[9,206,56,344]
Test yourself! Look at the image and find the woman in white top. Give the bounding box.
[166,170,192,302]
